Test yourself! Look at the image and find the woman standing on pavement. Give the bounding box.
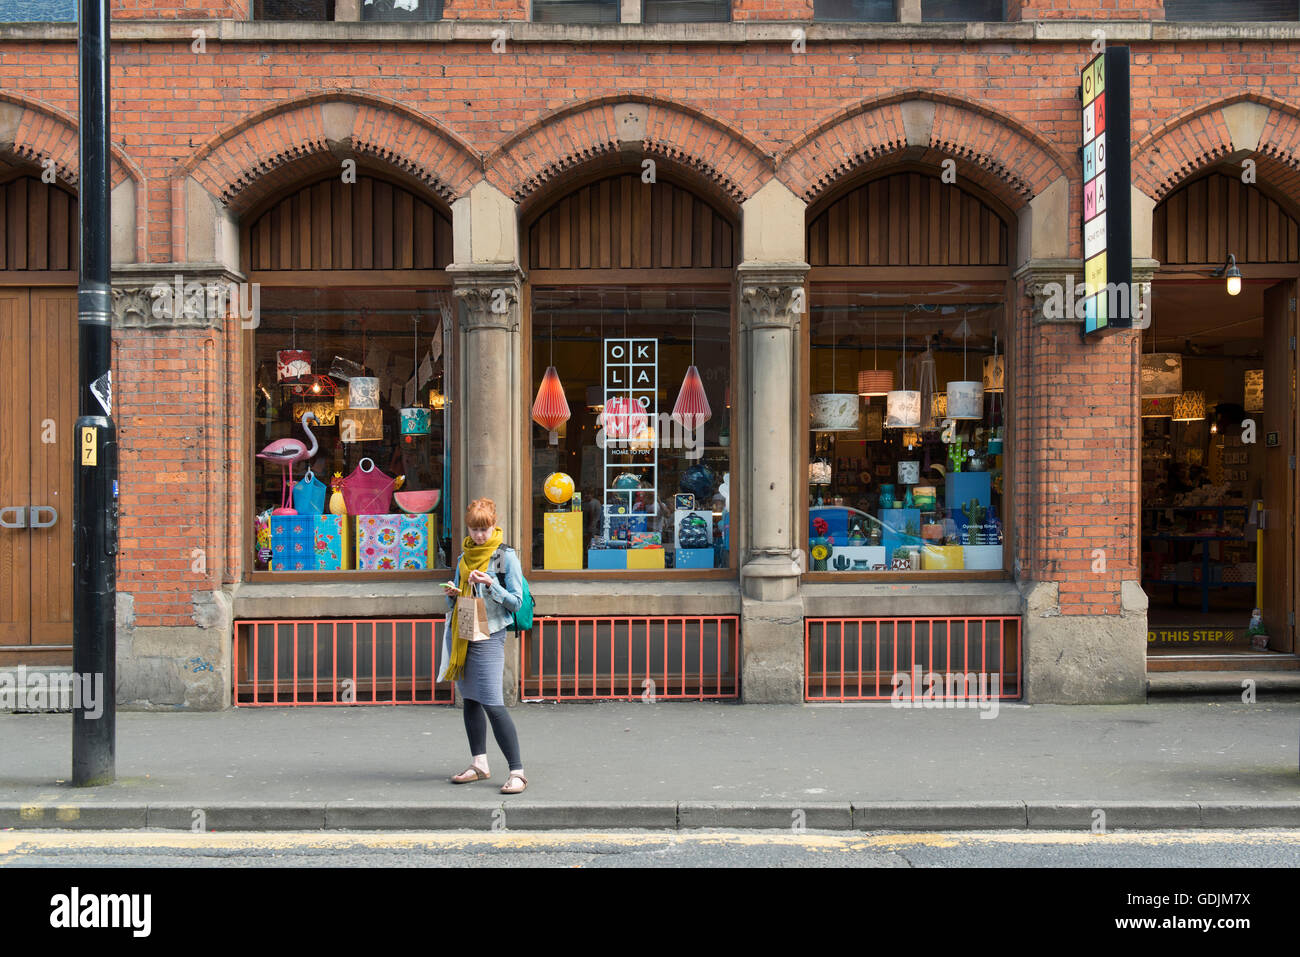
[442,497,529,794]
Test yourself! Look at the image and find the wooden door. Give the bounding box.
[0,289,31,646]
[0,287,77,662]
[1261,281,1295,652]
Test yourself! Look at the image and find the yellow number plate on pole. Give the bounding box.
[81,426,98,466]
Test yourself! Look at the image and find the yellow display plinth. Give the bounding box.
[543,511,583,569]
[922,545,965,570]
[627,547,666,570]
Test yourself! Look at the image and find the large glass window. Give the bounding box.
[530,287,732,573]
[922,0,1004,19]
[643,0,731,21]
[1164,0,1297,20]
[808,285,1007,575]
[813,0,894,21]
[532,0,620,22]
[361,0,444,19]
[254,0,335,19]
[252,287,451,574]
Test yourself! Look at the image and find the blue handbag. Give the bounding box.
[292,470,327,515]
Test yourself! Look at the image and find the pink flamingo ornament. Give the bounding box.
[257,411,319,515]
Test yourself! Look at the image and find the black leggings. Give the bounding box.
[462,698,523,771]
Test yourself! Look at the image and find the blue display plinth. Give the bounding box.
[879,507,921,558]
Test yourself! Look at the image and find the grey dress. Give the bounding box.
[448,545,523,707]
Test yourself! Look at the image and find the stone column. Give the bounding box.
[448,183,524,704]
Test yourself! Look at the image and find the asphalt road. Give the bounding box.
[4,829,1300,868]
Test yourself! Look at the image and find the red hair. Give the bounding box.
[466,498,497,529]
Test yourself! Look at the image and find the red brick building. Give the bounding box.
[1,0,1297,708]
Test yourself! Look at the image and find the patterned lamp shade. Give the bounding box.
[671,365,712,429]
[930,392,948,419]
[1140,354,1184,398]
[810,393,860,432]
[809,460,832,485]
[857,368,894,397]
[277,349,312,382]
[532,366,571,438]
[348,376,380,410]
[1140,395,1176,418]
[1244,369,1264,413]
[946,380,985,420]
[982,354,1005,393]
[884,390,921,429]
[1171,390,1207,422]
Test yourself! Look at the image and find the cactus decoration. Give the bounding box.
[948,438,965,474]
[962,499,987,545]
[832,555,851,571]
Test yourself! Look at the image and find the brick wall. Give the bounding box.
[112,0,251,18]
[3,22,1297,627]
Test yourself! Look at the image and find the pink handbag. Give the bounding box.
[340,457,399,515]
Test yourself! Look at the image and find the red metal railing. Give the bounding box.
[804,616,1022,702]
[521,616,740,702]
[233,618,456,706]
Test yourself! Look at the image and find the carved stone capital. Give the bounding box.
[112,263,247,330]
[737,262,809,332]
[448,262,524,333]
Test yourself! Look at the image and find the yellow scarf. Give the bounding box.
[444,525,504,681]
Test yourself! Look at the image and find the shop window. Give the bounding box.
[532,0,620,22]
[921,0,1004,19]
[1164,0,1298,20]
[254,0,336,19]
[813,0,895,21]
[807,287,1007,576]
[252,287,451,574]
[530,287,732,573]
[361,0,444,19]
[643,0,730,21]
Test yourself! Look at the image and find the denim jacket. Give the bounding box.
[446,545,523,635]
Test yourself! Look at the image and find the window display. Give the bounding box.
[531,287,732,572]
[808,286,1007,575]
[252,287,451,573]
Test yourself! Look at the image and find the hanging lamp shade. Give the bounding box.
[1244,369,1264,413]
[532,366,571,443]
[982,354,1005,393]
[857,368,894,397]
[810,393,860,432]
[931,392,948,419]
[946,380,985,420]
[277,350,312,382]
[884,390,921,429]
[348,376,380,410]
[1140,354,1184,398]
[671,365,712,429]
[1140,395,1176,418]
[809,460,832,485]
[1171,390,1206,422]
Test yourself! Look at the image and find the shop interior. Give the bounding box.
[807,285,1007,575]
[1141,279,1285,654]
[252,287,451,573]
[530,286,733,572]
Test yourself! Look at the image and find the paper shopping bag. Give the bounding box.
[456,594,491,642]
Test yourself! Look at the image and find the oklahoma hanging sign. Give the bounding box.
[1080,45,1133,337]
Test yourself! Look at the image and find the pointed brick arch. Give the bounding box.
[778,91,1070,213]
[1134,96,1300,205]
[179,93,481,216]
[483,96,773,212]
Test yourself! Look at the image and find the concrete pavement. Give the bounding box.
[2,700,1299,830]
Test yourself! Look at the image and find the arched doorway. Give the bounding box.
[236,167,456,703]
[518,166,742,699]
[1144,169,1300,666]
[802,165,1021,701]
[0,173,79,665]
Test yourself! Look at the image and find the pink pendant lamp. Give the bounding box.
[533,366,570,445]
[532,310,570,445]
[672,313,713,431]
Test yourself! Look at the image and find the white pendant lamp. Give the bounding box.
[812,310,860,432]
[945,314,984,420]
[885,305,921,429]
